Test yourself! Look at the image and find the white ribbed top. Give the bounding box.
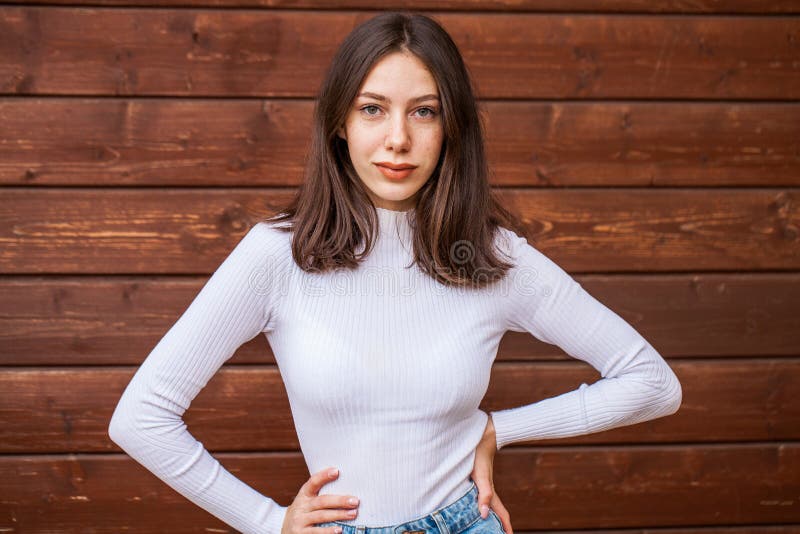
[108,206,682,534]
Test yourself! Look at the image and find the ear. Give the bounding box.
[336,125,347,141]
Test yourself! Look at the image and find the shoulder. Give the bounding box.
[493,225,574,290]
[241,220,293,250]
[493,226,581,334]
[221,220,294,277]
[492,225,544,266]
[223,221,294,301]
[493,226,523,258]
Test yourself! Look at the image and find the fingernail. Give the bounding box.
[480,505,489,518]
[334,528,342,533]
[329,468,338,477]
[348,497,359,505]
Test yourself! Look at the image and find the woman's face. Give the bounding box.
[337,51,444,211]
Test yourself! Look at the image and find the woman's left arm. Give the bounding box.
[489,232,682,450]
[471,231,683,533]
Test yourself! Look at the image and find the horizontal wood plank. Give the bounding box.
[2,273,799,365]
[0,360,797,452]
[1,9,798,98]
[2,100,798,187]
[1,189,797,273]
[9,0,800,13]
[0,445,797,530]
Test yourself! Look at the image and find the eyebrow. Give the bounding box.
[357,92,440,104]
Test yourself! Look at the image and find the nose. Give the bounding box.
[384,113,411,152]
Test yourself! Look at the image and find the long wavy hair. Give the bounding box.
[263,11,529,288]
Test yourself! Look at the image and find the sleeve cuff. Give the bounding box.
[265,504,288,534]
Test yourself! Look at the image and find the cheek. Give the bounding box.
[423,129,444,160]
[348,125,382,154]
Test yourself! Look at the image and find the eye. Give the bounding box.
[416,107,438,119]
[360,105,381,117]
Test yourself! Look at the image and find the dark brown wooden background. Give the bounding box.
[1,1,799,532]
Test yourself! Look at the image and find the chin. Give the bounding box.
[371,185,419,203]
[379,195,417,206]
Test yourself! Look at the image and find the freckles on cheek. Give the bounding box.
[350,123,374,143]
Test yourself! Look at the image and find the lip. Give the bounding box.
[374,162,417,170]
[374,163,415,180]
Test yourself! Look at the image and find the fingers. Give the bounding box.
[291,467,359,534]
[308,494,360,525]
[490,503,513,534]
[472,472,513,534]
[314,493,360,511]
[470,439,496,520]
[501,515,513,534]
[472,474,494,519]
[471,475,495,519]
[302,467,359,511]
[303,467,340,497]
[307,504,359,524]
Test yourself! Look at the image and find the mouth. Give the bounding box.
[374,162,417,180]
[374,161,417,170]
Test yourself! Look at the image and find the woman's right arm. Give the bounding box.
[108,222,290,534]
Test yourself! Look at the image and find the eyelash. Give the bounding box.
[359,105,439,120]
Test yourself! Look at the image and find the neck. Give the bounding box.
[374,205,415,246]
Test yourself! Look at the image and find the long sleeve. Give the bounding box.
[108,222,290,534]
[489,230,682,451]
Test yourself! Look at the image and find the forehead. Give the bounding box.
[357,52,439,99]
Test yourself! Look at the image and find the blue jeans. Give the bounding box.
[315,480,505,534]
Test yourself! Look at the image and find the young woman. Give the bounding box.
[108,11,682,534]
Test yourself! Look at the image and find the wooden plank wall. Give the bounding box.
[1,1,799,532]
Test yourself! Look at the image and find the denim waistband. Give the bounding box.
[318,480,482,534]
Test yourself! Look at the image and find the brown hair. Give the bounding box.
[263,11,529,288]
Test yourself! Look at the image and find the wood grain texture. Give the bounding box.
[0,360,797,453]
[1,189,797,273]
[1,8,798,98]
[8,0,800,13]
[1,100,798,187]
[1,446,797,531]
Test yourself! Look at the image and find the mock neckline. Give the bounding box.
[375,206,415,214]
[375,206,415,244]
